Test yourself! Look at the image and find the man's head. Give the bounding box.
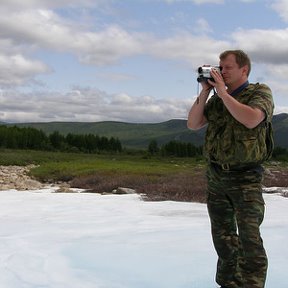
[219,50,251,89]
[220,50,251,75]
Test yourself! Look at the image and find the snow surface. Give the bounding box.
[0,188,287,288]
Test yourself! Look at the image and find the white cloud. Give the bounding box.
[77,26,144,65]
[0,73,287,124]
[194,18,213,34]
[146,33,229,66]
[0,54,50,86]
[192,0,224,3]
[0,0,288,123]
[95,72,136,82]
[264,65,288,104]
[0,1,284,86]
[163,0,224,3]
[0,8,145,84]
[275,106,288,114]
[0,6,229,85]
[239,0,257,2]
[0,0,100,10]
[0,88,191,123]
[271,0,288,22]
[0,9,79,50]
[0,9,143,65]
[231,28,288,64]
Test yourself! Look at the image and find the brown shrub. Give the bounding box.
[70,168,207,203]
[70,165,288,203]
[263,166,288,187]
[138,170,207,203]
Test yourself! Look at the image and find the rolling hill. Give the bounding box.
[7,113,288,149]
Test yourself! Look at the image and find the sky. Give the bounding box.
[1,0,288,123]
[0,188,287,288]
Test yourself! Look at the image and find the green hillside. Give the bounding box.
[10,119,205,149]
[271,113,288,148]
[7,113,288,149]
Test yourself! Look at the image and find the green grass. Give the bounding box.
[1,149,287,203]
[0,149,86,166]
[0,149,204,182]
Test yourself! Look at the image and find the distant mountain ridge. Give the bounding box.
[7,113,288,149]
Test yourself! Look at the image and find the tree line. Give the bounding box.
[0,125,202,156]
[1,125,287,160]
[148,139,288,160]
[0,125,122,153]
[0,125,202,157]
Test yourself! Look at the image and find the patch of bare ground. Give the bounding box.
[70,168,207,203]
[0,165,44,191]
[263,165,288,188]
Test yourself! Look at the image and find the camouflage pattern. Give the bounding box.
[206,164,268,288]
[203,83,274,288]
[203,83,274,166]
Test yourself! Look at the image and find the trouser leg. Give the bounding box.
[236,199,268,288]
[207,190,243,288]
[206,165,267,288]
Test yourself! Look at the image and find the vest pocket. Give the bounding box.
[234,128,265,163]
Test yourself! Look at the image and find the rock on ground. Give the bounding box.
[0,165,44,191]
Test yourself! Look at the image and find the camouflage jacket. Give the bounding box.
[203,83,274,166]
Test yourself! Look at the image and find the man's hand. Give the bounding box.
[207,68,265,129]
[208,68,227,97]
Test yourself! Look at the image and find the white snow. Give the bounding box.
[0,188,287,288]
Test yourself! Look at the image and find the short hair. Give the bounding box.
[219,50,251,76]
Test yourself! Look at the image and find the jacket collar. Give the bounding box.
[230,81,249,97]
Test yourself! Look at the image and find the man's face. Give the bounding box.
[219,54,247,86]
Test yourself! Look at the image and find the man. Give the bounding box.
[187,50,274,288]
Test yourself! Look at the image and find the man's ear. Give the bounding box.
[242,65,249,76]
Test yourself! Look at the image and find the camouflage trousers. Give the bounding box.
[206,163,268,288]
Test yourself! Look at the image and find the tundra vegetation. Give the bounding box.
[1,125,288,202]
[1,148,287,203]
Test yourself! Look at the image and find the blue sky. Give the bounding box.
[0,0,288,123]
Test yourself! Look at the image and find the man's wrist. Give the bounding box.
[219,91,230,101]
[202,87,211,93]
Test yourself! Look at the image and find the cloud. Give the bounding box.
[231,28,288,99]
[0,9,81,51]
[239,0,257,2]
[271,0,288,22]
[0,5,230,86]
[0,54,50,86]
[78,26,145,65]
[163,0,224,3]
[0,0,101,10]
[264,65,288,104]
[0,7,145,85]
[1,0,288,123]
[95,72,136,82]
[0,9,143,65]
[194,18,213,34]
[0,1,284,85]
[0,88,191,123]
[0,1,286,67]
[231,28,288,64]
[146,33,230,66]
